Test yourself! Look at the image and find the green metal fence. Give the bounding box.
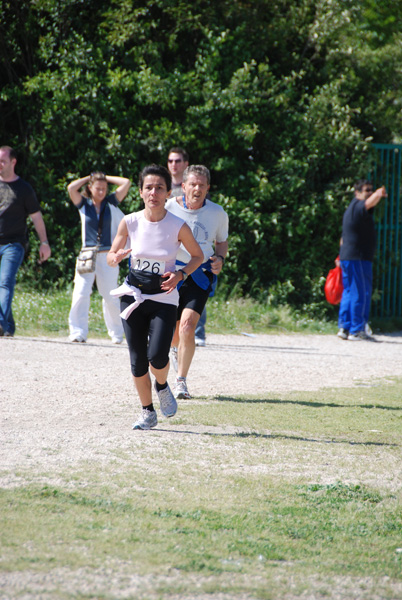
[370,143,402,318]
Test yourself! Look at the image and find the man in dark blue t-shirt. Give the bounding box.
[337,180,387,341]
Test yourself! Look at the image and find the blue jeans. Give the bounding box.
[195,306,207,341]
[338,259,372,334]
[0,243,25,334]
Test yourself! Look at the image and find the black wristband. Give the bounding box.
[217,255,225,264]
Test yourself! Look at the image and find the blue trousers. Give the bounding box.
[338,260,372,334]
[195,306,207,340]
[0,242,25,334]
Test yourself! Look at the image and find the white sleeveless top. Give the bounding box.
[110,209,185,319]
[125,209,184,273]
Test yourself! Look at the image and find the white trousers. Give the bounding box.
[68,252,124,342]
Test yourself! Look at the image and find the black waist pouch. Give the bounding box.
[127,269,164,294]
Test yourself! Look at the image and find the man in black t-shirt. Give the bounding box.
[337,180,387,341]
[0,146,51,336]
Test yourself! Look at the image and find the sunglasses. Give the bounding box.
[168,159,183,163]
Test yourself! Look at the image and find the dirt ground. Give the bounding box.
[2,330,402,482]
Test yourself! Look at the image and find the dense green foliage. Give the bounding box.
[1,0,401,311]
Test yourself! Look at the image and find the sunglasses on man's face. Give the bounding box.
[168,159,183,163]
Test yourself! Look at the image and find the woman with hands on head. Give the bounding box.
[108,164,203,430]
[67,171,131,344]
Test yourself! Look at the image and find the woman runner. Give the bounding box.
[107,164,203,429]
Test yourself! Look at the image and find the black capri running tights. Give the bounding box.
[120,296,177,378]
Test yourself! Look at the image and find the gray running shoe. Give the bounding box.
[132,408,158,430]
[170,346,178,372]
[337,328,349,340]
[365,323,373,336]
[154,382,177,418]
[174,378,191,400]
[348,331,371,341]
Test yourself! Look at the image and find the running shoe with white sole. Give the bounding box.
[337,328,349,340]
[132,408,158,430]
[154,382,177,417]
[170,346,178,372]
[365,323,373,336]
[174,378,191,399]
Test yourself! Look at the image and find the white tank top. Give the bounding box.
[124,209,184,273]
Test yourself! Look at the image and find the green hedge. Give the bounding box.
[1,0,401,314]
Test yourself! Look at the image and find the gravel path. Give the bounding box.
[2,331,402,474]
[2,331,402,401]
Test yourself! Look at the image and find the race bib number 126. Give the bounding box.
[132,257,165,274]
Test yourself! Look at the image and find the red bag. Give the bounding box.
[324,256,343,305]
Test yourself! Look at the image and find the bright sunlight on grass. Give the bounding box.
[13,288,338,338]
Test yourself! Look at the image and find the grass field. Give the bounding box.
[12,287,340,339]
[12,288,402,340]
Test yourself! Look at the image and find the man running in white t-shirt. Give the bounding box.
[166,164,229,399]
